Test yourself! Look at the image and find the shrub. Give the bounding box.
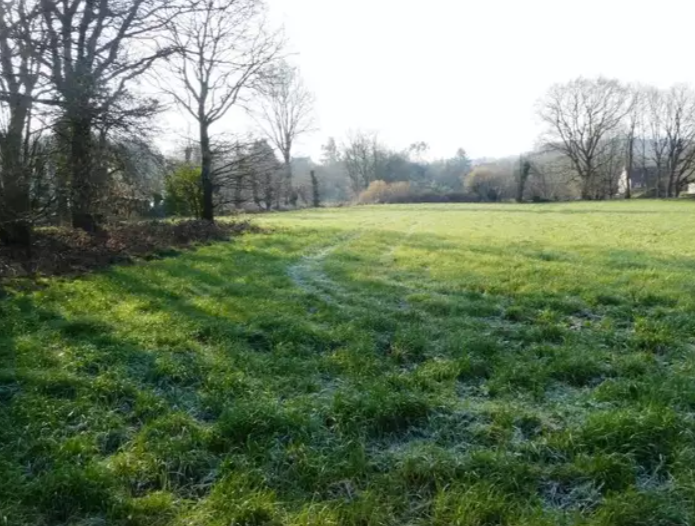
[358,180,412,204]
[465,166,514,202]
[164,162,203,217]
[357,180,481,204]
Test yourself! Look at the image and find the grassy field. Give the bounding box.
[2,201,695,525]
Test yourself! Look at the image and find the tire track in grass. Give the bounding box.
[287,231,359,306]
[288,215,418,309]
[288,214,380,306]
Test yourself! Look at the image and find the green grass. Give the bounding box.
[2,200,695,525]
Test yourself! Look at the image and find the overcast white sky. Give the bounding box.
[163,0,695,161]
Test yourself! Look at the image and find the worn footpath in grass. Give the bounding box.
[2,200,695,525]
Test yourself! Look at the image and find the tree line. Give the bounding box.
[0,0,318,248]
[313,134,472,203]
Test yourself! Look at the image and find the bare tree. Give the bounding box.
[623,86,645,199]
[37,0,188,231]
[662,85,695,197]
[0,0,42,245]
[538,77,631,200]
[163,0,282,221]
[342,130,382,196]
[644,87,669,196]
[255,61,314,204]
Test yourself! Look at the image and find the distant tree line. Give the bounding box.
[313,133,474,204]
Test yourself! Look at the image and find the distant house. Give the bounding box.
[623,166,695,197]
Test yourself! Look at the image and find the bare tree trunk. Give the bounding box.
[667,168,675,198]
[310,169,320,207]
[0,102,32,246]
[283,151,292,206]
[581,174,593,200]
[68,112,99,231]
[625,137,634,199]
[655,161,662,197]
[639,135,648,197]
[200,121,214,221]
[624,173,632,199]
[0,1,37,247]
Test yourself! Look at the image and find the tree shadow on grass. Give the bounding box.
[0,295,160,523]
[1,225,695,524]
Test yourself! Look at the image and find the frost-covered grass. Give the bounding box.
[2,200,695,525]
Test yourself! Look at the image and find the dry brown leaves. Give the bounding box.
[0,220,261,279]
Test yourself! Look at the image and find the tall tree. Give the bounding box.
[0,0,41,245]
[538,77,631,200]
[255,61,314,205]
[164,0,282,221]
[38,0,185,231]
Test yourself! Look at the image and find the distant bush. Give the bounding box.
[358,181,412,204]
[465,166,513,202]
[358,181,479,204]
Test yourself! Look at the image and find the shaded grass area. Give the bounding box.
[2,201,695,524]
